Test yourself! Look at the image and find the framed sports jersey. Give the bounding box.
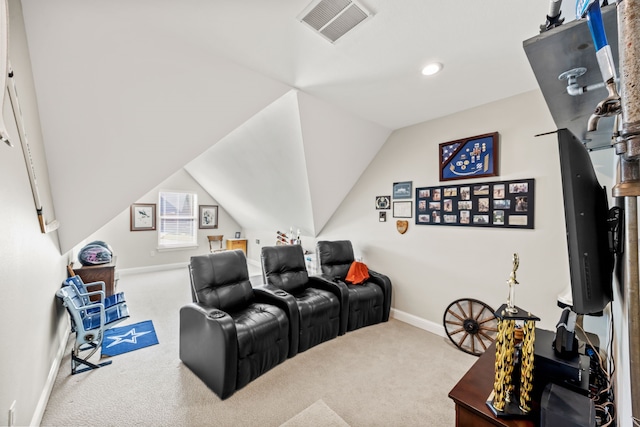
[439,132,499,182]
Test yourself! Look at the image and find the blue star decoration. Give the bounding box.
[105,327,151,349]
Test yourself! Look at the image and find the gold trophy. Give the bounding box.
[487,253,539,418]
[506,254,519,314]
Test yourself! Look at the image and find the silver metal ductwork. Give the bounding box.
[523,4,619,151]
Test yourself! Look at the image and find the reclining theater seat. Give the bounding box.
[180,250,291,400]
[317,240,392,332]
[261,245,347,353]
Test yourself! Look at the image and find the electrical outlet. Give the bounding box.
[150,250,155,257]
[255,239,260,245]
[8,400,16,427]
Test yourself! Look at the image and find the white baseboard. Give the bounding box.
[118,262,189,277]
[119,260,261,278]
[390,308,445,338]
[30,322,70,427]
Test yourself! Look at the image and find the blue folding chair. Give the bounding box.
[56,285,130,374]
[65,275,126,310]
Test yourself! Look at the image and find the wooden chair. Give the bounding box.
[208,235,225,253]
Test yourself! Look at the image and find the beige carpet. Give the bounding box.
[41,267,476,426]
[280,399,349,427]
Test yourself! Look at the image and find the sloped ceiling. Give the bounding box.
[185,91,316,236]
[17,1,571,252]
[19,1,293,252]
[185,90,391,237]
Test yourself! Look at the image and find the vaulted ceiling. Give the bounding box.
[18,0,574,252]
[184,90,390,237]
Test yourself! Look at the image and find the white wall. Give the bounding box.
[85,169,242,271]
[318,89,603,333]
[1,2,69,425]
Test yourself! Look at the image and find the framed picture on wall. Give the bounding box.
[439,132,499,182]
[393,201,413,218]
[130,203,156,231]
[375,195,391,210]
[393,182,412,199]
[199,205,219,229]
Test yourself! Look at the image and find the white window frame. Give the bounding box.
[157,190,198,250]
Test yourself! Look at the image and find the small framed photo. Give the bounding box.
[509,182,529,194]
[379,211,387,222]
[199,205,219,229]
[393,201,413,218]
[376,195,391,210]
[130,203,156,231]
[393,181,412,199]
[235,231,241,238]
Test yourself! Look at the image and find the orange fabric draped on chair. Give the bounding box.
[345,261,369,285]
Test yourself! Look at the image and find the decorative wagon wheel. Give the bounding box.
[443,298,498,356]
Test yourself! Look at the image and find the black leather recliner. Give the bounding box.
[317,240,392,332]
[180,250,293,399]
[261,245,347,352]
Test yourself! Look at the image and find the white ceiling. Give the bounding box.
[17,0,575,251]
[184,90,391,237]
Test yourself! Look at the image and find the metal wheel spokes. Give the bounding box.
[443,298,498,356]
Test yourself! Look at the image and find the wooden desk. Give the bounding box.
[226,238,247,255]
[448,343,536,427]
[71,258,117,300]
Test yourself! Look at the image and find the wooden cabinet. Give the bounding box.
[71,258,117,301]
[226,238,247,255]
[448,342,534,427]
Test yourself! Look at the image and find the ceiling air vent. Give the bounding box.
[299,0,372,43]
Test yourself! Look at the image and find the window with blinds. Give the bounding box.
[158,191,198,249]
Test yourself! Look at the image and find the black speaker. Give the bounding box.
[540,383,595,427]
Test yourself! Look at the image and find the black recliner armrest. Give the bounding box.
[367,270,392,322]
[179,303,238,399]
[253,285,300,358]
[309,275,349,335]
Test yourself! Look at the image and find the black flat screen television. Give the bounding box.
[558,128,614,315]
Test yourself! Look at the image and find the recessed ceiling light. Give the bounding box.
[421,62,443,76]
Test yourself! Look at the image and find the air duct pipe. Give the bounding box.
[612,0,640,423]
[617,0,640,157]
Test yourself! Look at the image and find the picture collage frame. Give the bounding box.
[415,178,535,229]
